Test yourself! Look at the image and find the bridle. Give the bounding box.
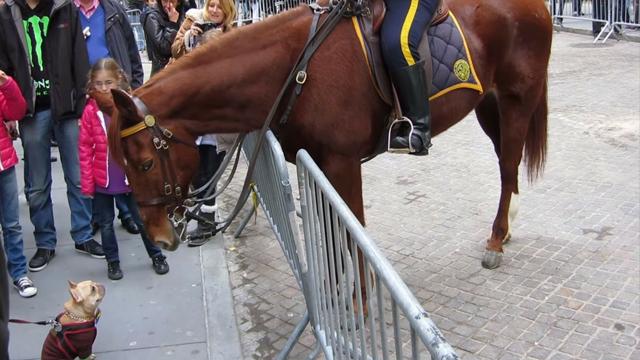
[119,96,197,208]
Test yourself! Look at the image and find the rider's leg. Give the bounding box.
[381,0,438,155]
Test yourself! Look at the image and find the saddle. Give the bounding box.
[356,0,449,105]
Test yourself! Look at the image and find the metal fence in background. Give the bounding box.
[235,0,314,25]
[297,149,459,360]
[126,9,146,51]
[549,0,640,42]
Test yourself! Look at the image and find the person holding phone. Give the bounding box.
[171,0,235,58]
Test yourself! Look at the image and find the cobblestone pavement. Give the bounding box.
[218,32,640,359]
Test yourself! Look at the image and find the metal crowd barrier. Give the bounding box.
[296,150,458,359]
[126,9,146,51]
[234,131,306,288]
[232,132,458,358]
[235,0,314,25]
[233,131,311,359]
[549,0,640,42]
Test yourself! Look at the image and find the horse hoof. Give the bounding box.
[481,250,503,269]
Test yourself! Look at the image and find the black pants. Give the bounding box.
[0,240,10,360]
[193,145,226,207]
[592,0,608,34]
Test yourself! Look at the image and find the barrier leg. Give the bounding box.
[276,310,310,360]
[233,206,255,238]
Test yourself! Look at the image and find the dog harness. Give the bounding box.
[41,312,100,360]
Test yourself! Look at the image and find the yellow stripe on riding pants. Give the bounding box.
[400,0,420,66]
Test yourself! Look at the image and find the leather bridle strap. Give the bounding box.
[121,97,197,207]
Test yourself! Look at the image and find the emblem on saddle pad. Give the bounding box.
[453,59,471,82]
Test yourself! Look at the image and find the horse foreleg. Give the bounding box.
[320,155,369,317]
[478,94,531,269]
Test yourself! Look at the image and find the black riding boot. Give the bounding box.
[389,60,432,156]
[187,208,217,247]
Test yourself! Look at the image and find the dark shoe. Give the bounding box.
[107,261,123,280]
[75,239,105,259]
[121,217,140,234]
[151,255,169,275]
[187,224,217,247]
[187,210,217,247]
[389,60,432,156]
[91,222,100,236]
[28,249,55,272]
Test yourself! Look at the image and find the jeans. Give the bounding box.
[0,237,9,360]
[92,195,132,224]
[116,196,132,221]
[19,110,93,249]
[0,167,27,281]
[93,192,162,263]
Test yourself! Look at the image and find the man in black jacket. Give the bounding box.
[0,0,105,272]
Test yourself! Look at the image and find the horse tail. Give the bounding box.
[524,76,548,183]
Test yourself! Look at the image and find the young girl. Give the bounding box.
[79,58,169,280]
[0,70,37,297]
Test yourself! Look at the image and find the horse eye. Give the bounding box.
[141,160,153,172]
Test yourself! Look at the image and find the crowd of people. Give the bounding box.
[0,0,235,356]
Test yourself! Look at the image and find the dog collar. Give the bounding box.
[64,309,100,323]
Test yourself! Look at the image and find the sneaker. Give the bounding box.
[151,255,169,275]
[28,248,55,272]
[13,276,37,298]
[75,239,105,259]
[107,261,123,280]
[121,217,140,234]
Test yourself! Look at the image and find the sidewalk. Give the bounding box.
[7,109,242,358]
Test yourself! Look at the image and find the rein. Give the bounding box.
[119,0,354,234]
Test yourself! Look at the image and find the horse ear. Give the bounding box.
[111,89,142,127]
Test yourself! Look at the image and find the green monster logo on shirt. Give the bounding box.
[22,15,49,71]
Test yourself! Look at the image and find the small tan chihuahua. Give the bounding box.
[41,280,105,360]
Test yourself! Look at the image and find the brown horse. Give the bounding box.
[108,0,552,269]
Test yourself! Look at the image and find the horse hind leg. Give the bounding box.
[475,92,520,245]
[477,90,538,269]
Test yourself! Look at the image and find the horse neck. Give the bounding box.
[136,9,312,137]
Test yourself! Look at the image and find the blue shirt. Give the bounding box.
[79,4,110,65]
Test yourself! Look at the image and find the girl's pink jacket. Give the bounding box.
[79,98,110,196]
[0,77,26,172]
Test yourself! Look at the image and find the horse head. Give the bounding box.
[108,89,200,251]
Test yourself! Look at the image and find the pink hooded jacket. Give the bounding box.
[79,98,110,196]
[0,77,26,172]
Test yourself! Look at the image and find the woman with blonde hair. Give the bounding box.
[171,0,235,246]
[171,0,236,58]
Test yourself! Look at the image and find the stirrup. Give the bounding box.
[387,116,416,154]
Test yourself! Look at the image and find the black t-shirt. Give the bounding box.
[21,0,53,110]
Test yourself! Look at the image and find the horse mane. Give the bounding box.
[108,5,310,167]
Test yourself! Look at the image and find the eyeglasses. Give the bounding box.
[94,80,116,89]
